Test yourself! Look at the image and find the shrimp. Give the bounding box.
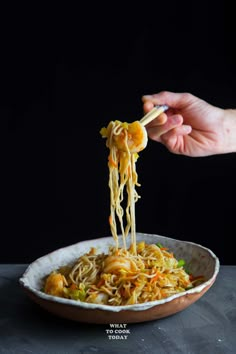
[44,272,67,297]
[113,121,148,153]
[87,292,109,304]
[103,255,132,274]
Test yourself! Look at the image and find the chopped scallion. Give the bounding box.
[177,259,186,267]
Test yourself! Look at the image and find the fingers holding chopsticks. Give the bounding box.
[142,94,192,144]
[147,114,192,143]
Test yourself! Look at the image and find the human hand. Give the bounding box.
[142,91,235,157]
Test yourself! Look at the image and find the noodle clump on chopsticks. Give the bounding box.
[43,119,203,305]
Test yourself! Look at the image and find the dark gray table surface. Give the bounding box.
[0,264,235,354]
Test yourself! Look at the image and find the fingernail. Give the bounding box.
[172,116,182,123]
[183,125,192,133]
[142,95,153,99]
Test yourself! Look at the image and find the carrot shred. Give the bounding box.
[150,271,162,283]
[127,165,131,177]
[97,279,105,288]
[70,283,77,290]
[165,252,174,258]
[108,155,117,168]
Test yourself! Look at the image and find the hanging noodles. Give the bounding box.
[43,119,204,306]
[100,120,148,254]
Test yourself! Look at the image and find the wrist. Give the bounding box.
[222,109,236,154]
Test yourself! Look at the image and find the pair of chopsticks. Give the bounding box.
[140,105,169,126]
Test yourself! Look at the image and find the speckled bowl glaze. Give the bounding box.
[19,233,220,324]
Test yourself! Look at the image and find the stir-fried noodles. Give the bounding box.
[44,241,204,305]
[100,120,148,254]
[44,119,204,305]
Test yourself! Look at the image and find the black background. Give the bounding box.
[2,2,236,264]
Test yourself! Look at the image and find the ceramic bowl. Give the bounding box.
[19,233,220,324]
